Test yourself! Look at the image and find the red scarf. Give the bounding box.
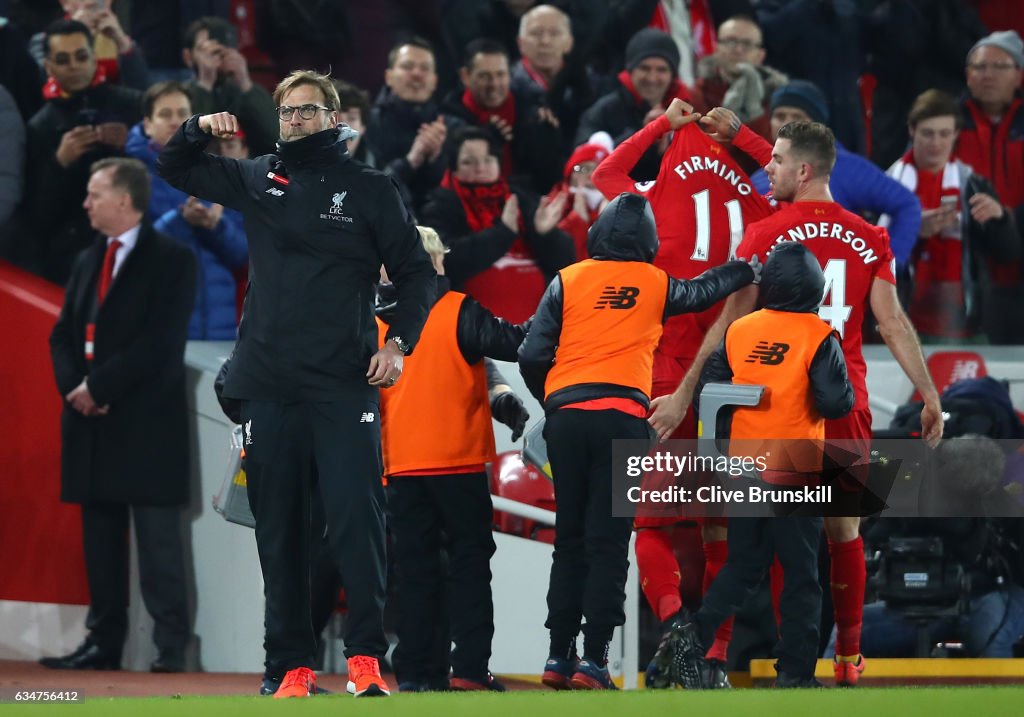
[519,56,552,91]
[891,149,966,337]
[42,64,107,100]
[441,170,542,323]
[461,88,517,176]
[616,70,690,109]
[441,170,512,233]
[650,0,716,58]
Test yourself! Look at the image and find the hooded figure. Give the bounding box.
[758,240,826,312]
[664,241,855,692]
[697,240,854,462]
[516,192,755,691]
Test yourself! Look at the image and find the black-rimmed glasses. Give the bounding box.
[277,104,333,120]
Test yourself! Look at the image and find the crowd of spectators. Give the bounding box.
[1,0,1023,345]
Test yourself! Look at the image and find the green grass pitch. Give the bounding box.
[8,687,1024,717]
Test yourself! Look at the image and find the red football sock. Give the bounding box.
[829,536,866,657]
[769,557,784,629]
[636,529,682,622]
[702,539,732,655]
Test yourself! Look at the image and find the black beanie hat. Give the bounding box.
[770,80,829,124]
[625,28,680,76]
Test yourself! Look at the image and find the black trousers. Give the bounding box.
[242,398,388,678]
[81,502,189,655]
[544,408,649,661]
[387,472,496,682]
[694,515,823,677]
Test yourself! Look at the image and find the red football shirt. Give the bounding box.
[736,201,897,410]
[592,115,775,363]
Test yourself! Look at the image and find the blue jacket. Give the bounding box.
[129,122,247,339]
[753,143,921,267]
[126,122,189,221]
[155,206,247,340]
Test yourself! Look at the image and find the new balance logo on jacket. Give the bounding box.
[360,412,375,423]
[745,341,790,365]
[593,286,640,309]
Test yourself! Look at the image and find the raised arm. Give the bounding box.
[698,106,773,168]
[156,113,256,210]
[591,99,701,199]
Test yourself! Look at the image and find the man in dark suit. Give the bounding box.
[42,157,197,673]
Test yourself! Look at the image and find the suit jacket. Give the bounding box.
[49,223,197,505]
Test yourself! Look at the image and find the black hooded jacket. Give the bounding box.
[698,241,855,420]
[518,193,755,410]
[158,116,436,402]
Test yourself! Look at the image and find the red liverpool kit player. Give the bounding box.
[592,100,774,684]
[670,120,943,687]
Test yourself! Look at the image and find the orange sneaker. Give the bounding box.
[273,667,317,698]
[346,655,390,697]
[833,654,866,687]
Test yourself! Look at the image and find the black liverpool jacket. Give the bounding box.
[158,116,435,401]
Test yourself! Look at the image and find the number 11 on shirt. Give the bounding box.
[690,189,744,262]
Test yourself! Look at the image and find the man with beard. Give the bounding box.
[157,70,435,699]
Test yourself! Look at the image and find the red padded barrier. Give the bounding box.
[0,261,89,604]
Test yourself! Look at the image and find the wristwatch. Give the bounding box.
[388,336,410,354]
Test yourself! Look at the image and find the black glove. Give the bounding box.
[491,391,529,442]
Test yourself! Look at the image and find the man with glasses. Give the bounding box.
[158,69,435,699]
[25,18,142,284]
[955,29,1024,344]
[693,15,787,143]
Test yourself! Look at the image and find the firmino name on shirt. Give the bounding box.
[770,222,880,265]
[672,156,752,195]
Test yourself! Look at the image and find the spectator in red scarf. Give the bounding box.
[883,89,1019,343]
[545,132,613,260]
[421,126,576,323]
[25,18,142,283]
[576,28,697,182]
[442,38,564,194]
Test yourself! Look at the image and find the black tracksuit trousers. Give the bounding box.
[387,471,497,684]
[544,408,651,662]
[694,515,823,678]
[242,398,388,678]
